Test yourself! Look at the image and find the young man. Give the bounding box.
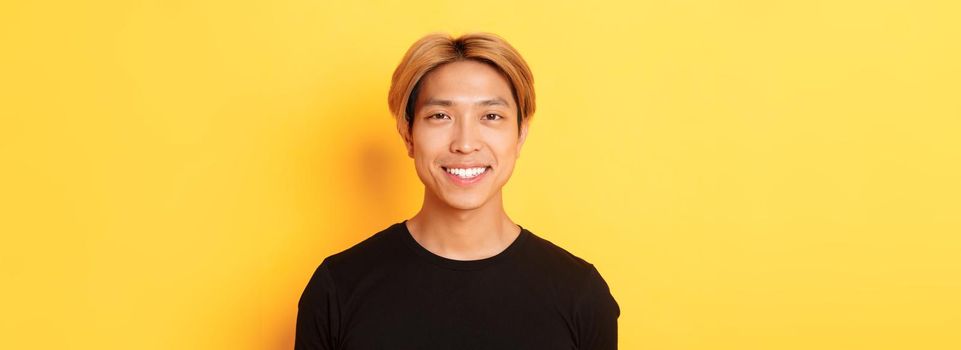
[295,32,619,349]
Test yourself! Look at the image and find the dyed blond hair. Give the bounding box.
[387,32,535,139]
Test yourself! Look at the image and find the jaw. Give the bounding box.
[426,172,499,211]
[428,188,504,214]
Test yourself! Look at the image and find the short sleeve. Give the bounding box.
[294,259,340,350]
[573,264,620,349]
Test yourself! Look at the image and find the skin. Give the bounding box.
[399,59,530,261]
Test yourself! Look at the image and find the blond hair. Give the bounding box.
[387,32,535,138]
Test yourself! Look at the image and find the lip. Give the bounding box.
[443,163,490,168]
[441,166,491,187]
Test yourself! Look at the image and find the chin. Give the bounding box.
[439,193,490,211]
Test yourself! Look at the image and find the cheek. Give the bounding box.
[412,130,446,164]
[414,135,441,151]
[490,134,520,158]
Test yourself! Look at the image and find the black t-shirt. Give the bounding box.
[295,221,620,349]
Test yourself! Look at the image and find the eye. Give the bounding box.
[484,113,503,120]
[428,113,450,120]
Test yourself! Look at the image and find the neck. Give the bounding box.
[406,190,521,260]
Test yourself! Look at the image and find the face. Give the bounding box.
[401,60,529,211]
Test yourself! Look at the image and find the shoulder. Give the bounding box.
[517,229,613,292]
[323,222,404,269]
[519,228,620,310]
[520,229,620,346]
[519,229,596,277]
[303,222,407,294]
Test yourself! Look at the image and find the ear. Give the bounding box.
[405,132,414,158]
[516,119,530,157]
[397,119,414,158]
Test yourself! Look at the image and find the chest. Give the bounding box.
[336,269,576,349]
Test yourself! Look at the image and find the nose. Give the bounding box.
[450,116,481,154]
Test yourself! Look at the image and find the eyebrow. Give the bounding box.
[423,97,510,107]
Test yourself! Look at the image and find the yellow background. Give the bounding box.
[2,1,959,349]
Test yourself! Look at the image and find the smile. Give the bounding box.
[441,166,491,185]
[443,166,489,178]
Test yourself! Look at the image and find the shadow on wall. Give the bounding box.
[336,100,420,243]
[313,86,417,245]
[354,131,416,221]
[269,85,419,349]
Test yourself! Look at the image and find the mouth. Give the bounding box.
[441,165,492,186]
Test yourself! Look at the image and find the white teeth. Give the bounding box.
[444,166,488,179]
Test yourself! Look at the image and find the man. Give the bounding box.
[295,32,619,349]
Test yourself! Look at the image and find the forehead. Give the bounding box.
[416,60,515,107]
